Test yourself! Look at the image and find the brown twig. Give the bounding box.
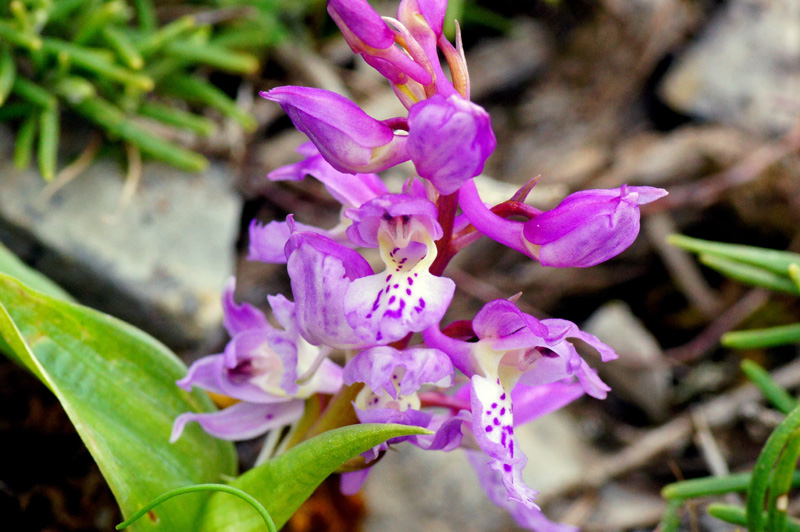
[538,357,800,505]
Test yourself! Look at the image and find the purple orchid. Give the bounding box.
[343,194,456,345]
[260,86,410,174]
[171,279,342,442]
[407,94,496,194]
[459,179,668,267]
[422,298,616,508]
[249,143,388,264]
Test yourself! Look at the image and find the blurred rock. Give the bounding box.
[467,18,552,101]
[0,133,240,349]
[583,301,672,421]
[660,0,800,137]
[582,481,666,531]
[594,125,759,189]
[363,412,589,532]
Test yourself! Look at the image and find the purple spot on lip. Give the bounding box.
[266,414,273,420]
[503,464,512,472]
[485,425,493,433]
[500,393,506,400]
[500,408,505,416]
[393,283,399,289]
[407,277,414,285]
[491,403,497,409]
[486,410,491,415]
[419,298,426,309]
[406,288,412,295]
[389,295,396,305]
[386,274,392,282]
[493,418,500,426]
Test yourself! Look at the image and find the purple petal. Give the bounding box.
[345,255,455,345]
[407,95,496,195]
[171,400,304,442]
[523,186,668,268]
[261,87,410,174]
[286,232,372,348]
[345,194,442,248]
[248,219,333,264]
[541,318,618,362]
[511,381,585,426]
[340,468,372,496]
[467,450,577,532]
[221,277,268,336]
[327,0,395,49]
[343,345,453,398]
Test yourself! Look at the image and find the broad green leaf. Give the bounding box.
[723,323,800,349]
[0,241,74,365]
[200,423,433,532]
[0,240,73,301]
[0,273,237,531]
[699,254,800,296]
[669,234,800,277]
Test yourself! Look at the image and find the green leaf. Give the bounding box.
[723,323,800,349]
[0,241,74,302]
[663,471,800,499]
[669,235,800,278]
[200,423,433,532]
[708,503,800,532]
[0,273,237,530]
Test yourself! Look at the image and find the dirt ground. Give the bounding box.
[3,0,800,530]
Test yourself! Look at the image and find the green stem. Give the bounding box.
[165,40,259,74]
[699,254,800,296]
[747,403,800,532]
[116,483,276,532]
[13,111,37,169]
[741,360,798,414]
[767,429,800,532]
[724,323,800,350]
[708,503,800,532]
[38,106,59,181]
[669,235,800,277]
[0,45,16,105]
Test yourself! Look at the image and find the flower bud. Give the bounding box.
[523,186,668,267]
[407,94,496,194]
[261,86,410,173]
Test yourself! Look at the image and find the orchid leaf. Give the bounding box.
[200,423,433,532]
[0,273,237,531]
[669,235,800,278]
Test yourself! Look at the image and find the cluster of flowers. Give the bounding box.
[171,1,667,530]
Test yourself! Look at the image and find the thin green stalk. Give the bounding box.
[0,20,42,50]
[116,483,276,532]
[699,254,800,296]
[13,112,37,169]
[724,323,800,350]
[38,106,59,181]
[137,15,196,56]
[72,96,208,171]
[165,40,259,74]
[12,77,56,109]
[790,264,800,292]
[137,102,216,136]
[161,74,256,131]
[741,360,798,414]
[747,403,800,532]
[73,0,130,45]
[54,76,96,104]
[709,504,800,532]
[133,0,156,34]
[0,45,16,105]
[41,38,154,91]
[0,102,33,121]
[767,429,800,532]
[100,26,144,70]
[47,0,87,22]
[657,499,683,532]
[669,235,800,278]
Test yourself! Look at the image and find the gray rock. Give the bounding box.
[0,130,240,349]
[583,301,672,421]
[660,0,800,137]
[362,412,589,532]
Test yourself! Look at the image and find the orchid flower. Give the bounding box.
[171,279,342,442]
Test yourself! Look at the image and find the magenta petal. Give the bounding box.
[170,400,304,442]
[327,0,395,49]
[345,194,442,248]
[286,232,372,348]
[345,262,455,345]
[340,468,372,496]
[467,450,577,532]
[248,219,335,264]
[261,87,409,174]
[343,346,453,398]
[407,95,496,195]
[523,186,668,268]
[511,381,585,426]
[221,277,268,335]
